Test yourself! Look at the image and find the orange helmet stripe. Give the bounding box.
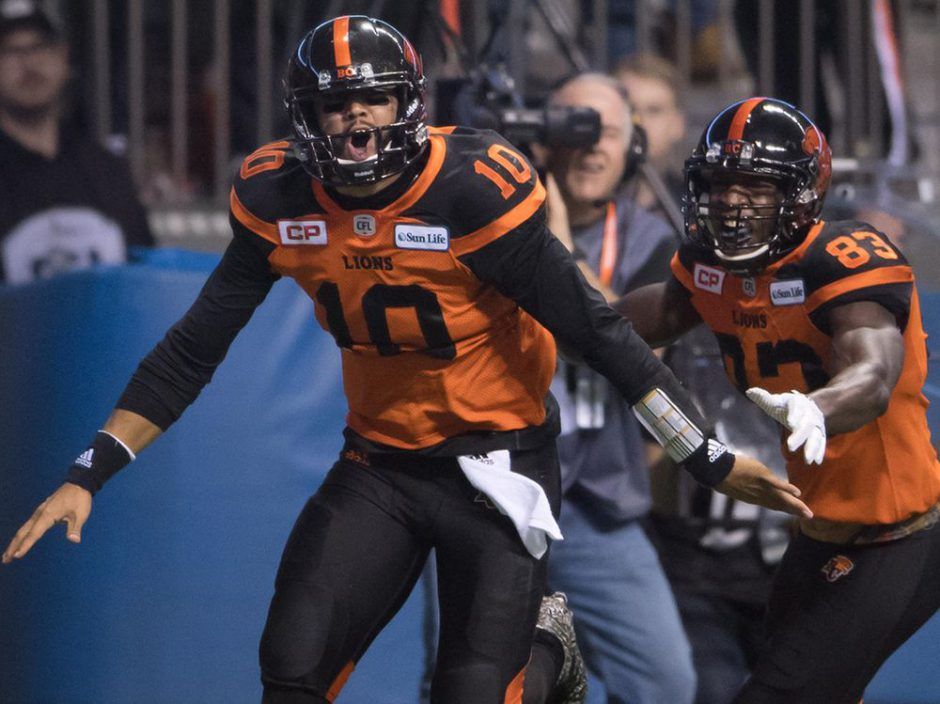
[333,16,351,67]
[727,97,766,141]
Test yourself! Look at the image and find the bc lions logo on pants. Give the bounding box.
[821,554,855,582]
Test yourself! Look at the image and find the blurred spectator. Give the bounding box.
[606,0,719,66]
[733,0,914,164]
[0,0,153,285]
[614,53,686,217]
[647,330,792,704]
[543,72,696,704]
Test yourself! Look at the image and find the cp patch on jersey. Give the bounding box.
[693,263,725,294]
[278,219,328,246]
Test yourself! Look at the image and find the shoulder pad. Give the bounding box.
[777,220,914,327]
[230,140,322,245]
[777,220,912,300]
[421,127,546,255]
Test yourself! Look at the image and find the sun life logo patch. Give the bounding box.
[770,279,805,306]
[394,224,449,251]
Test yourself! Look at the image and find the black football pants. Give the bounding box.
[735,520,940,704]
[259,443,561,703]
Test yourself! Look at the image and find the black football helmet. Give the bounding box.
[684,97,832,274]
[284,15,428,187]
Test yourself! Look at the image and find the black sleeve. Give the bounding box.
[625,238,676,292]
[116,221,279,429]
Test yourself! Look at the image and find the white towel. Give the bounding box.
[457,450,563,559]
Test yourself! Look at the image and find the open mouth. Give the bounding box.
[342,129,376,162]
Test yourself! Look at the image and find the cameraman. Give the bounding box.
[542,73,695,704]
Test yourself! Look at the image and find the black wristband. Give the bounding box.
[571,247,588,262]
[65,431,134,495]
[682,437,735,488]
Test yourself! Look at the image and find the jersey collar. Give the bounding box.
[761,220,826,277]
[311,133,445,216]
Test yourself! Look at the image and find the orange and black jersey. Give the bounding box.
[229,126,554,449]
[672,220,940,523]
[118,126,708,460]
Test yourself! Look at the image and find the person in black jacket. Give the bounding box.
[0,0,152,285]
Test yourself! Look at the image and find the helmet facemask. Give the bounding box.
[685,157,822,276]
[287,84,428,187]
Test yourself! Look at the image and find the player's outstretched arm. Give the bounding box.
[807,301,903,433]
[717,454,813,518]
[2,410,162,564]
[613,277,701,348]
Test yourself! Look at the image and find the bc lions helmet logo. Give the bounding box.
[821,555,855,583]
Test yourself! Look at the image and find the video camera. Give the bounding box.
[451,65,601,150]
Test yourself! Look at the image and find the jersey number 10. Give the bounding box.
[473,144,532,199]
[316,281,457,360]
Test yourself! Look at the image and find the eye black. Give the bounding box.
[322,99,346,114]
[365,93,392,106]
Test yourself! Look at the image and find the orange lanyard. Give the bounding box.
[598,201,618,287]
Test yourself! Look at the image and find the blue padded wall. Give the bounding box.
[0,252,423,703]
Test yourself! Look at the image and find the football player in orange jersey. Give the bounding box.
[3,18,810,704]
[617,97,940,704]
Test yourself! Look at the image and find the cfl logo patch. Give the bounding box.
[353,214,377,237]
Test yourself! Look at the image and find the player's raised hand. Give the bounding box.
[2,484,92,564]
[746,387,827,465]
[717,454,813,519]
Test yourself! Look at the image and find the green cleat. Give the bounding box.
[537,592,587,704]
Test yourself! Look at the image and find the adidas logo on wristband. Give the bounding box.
[707,439,728,463]
[75,449,95,468]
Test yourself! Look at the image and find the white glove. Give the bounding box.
[745,387,827,465]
